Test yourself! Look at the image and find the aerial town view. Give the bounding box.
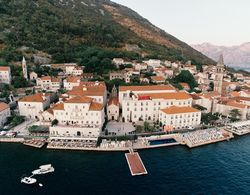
[0,0,250,194]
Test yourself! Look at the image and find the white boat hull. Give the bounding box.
[21,177,37,185]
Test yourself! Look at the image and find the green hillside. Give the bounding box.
[0,0,214,66]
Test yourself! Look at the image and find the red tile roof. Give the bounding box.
[140,92,192,100]
[65,96,92,104]
[0,102,9,112]
[89,102,103,111]
[119,85,175,92]
[161,106,199,114]
[19,93,49,103]
[108,97,119,106]
[0,66,10,71]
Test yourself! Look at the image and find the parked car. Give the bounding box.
[0,131,7,136]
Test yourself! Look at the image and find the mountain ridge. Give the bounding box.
[191,42,250,68]
[0,0,214,65]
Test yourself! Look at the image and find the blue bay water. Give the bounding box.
[0,136,250,195]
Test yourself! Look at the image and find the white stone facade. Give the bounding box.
[18,93,51,119]
[121,92,192,123]
[0,66,11,84]
[159,106,201,130]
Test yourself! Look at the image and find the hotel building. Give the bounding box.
[119,85,176,106]
[121,91,193,123]
[49,96,105,138]
[159,106,201,130]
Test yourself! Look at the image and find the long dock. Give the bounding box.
[125,148,148,176]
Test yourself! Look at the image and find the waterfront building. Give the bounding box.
[0,102,11,127]
[121,91,192,123]
[214,100,248,120]
[159,106,201,130]
[18,93,51,119]
[65,81,107,105]
[36,76,62,91]
[49,96,105,138]
[0,66,11,84]
[119,85,176,106]
[191,91,221,113]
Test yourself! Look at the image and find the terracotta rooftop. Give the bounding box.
[52,103,64,111]
[201,91,220,100]
[140,92,192,100]
[190,93,202,100]
[0,102,9,112]
[19,93,49,103]
[225,101,247,109]
[67,84,106,97]
[161,106,199,114]
[151,76,165,82]
[108,97,119,106]
[51,77,61,82]
[65,76,81,83]
[89,102,103,111]
[119,85,175,92]
[233,96,250,102]
[180,82,190,89]
[65,96,92,104]
[0,66,10,71]
[230,91,240,97]
[41,76,51,80]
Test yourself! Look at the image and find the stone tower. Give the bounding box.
[111,85,118,98]
[22,56,28,80]
[214,54,225,94]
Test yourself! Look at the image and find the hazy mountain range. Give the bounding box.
[191,42,250,69]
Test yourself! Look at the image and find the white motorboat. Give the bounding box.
[32,164,55,175]
[21,177,37,185]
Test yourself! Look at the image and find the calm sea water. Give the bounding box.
[0,136,250,195]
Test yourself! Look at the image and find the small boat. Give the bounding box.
[32,164,55,175]
[21,176,37,185]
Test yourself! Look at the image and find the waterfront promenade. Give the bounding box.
[1,121,250,151]
[224,121,250,135]
[181,128,233,148]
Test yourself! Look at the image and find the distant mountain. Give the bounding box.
[0,0,214,65]
[191,42,250,68]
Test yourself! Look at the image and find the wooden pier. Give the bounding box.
[125,148,148,176]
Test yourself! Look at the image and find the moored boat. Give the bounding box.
[32,164,55,175]
[21,176,37,185]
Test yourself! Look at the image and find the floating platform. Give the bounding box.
[125,149,148,176]
[23,139,46,148]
